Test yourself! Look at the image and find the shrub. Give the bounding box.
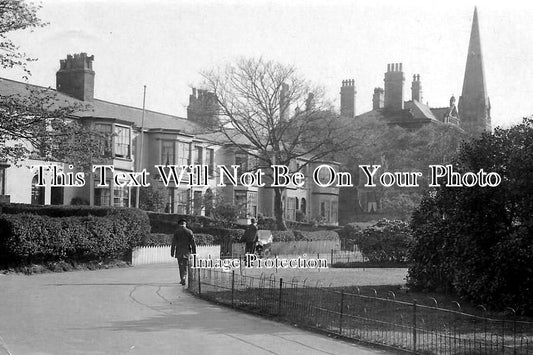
[337,223,363,251]
[258,215,276,230]
[271,230,295,242]
[356,219,412,263]
[70,197,89,205]
[147,212,217,233]
[408,119,533,313]
[140,233,216,246]
[0,210,150,265]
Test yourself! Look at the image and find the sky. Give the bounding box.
[3,0,533,128]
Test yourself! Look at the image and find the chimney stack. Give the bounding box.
[411,74,423,103]
[340,79,356,118]
[372,87,384,110]
[56,53,95,101]
[384,63,405,110]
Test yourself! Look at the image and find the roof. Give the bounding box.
[355,100,447,129]
[0,77,207,135]
[404,100,439,121]
[430,107,451,123]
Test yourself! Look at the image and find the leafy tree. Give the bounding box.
[0,1,103,169]
[0,0,45,76]
[337,115,467,218]
[0,87,104,168]
[139,176,169,212]
[200,57,353,230]
[408,118,533,313]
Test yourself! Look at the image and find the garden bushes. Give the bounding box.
[0,208,150,266]
[141,233,216,246]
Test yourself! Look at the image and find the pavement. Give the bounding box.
[0,264,394,355]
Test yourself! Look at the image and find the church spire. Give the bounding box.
[458,7,491,136]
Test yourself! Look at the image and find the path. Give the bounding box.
[0,264,395,355]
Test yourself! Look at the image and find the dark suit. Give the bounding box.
[244,224,258,255]
[171,226,196,284]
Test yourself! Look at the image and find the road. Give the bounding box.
[0,264,394,355]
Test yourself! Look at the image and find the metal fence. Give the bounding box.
[188,268,533,354]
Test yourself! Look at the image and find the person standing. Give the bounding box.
[171,219,196,286]
[244,218,258,255]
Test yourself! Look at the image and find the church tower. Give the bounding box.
[458,7,491,136]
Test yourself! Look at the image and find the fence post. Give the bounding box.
[339,291,344,334]
[413,300,417,353]
[198,268,201,296]
[330,249,334,266]
[231,270,235,308]
[278,278,283,315]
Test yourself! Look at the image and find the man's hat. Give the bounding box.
[250,218,256,224]
[178,219,187,225]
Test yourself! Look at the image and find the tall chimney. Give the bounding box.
[340,79,356,118]
[372,87,384,110]
[56,53,95,101]
[384,63,405,110]
[411,74,423,102]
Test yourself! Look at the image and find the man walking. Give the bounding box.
[171,219,196,286]
[244,218,258,256]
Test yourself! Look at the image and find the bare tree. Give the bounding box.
[201,57,354,230]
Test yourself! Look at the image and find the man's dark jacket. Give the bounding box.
[171,226,197,258]
[244,224,258,244]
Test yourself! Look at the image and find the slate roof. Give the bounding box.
[0,77,234,141]
[355,100,449,128]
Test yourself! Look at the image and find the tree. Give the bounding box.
[0,86,104,168]
[336,115,467,218]
[139,176,169,212]
[0,1,103,169]
[0,0,45,77]
[201,58,353,230]
[408,118,533,313]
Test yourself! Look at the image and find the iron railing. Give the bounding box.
[188,267,533,354]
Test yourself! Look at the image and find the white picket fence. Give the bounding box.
[131,244,220,266]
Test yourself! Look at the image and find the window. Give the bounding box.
[94,123,112,157]
[331,201,338,224]
[31,175,45,205]
[193,191,202,215]
[247,191,258,218]
[301,198,307,214]
[114,125,130,158]
[320,200,331,222]
[286,197,296,221]
[94,187,111,206]
[193,146,203,165]
[177,142,190,166]
[206,148,215,177]
[161,141,175,165]
[234,191,247,218]
[113,186,129,207]
[234,191,257,218]
[176,189,190,214]
[0,167,5,195]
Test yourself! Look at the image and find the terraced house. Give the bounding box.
[0,53,340,225]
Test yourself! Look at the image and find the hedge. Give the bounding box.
[141,233,216,246]
[0,203,130,217]
[0,209,150,265]
[147,212,218,233]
